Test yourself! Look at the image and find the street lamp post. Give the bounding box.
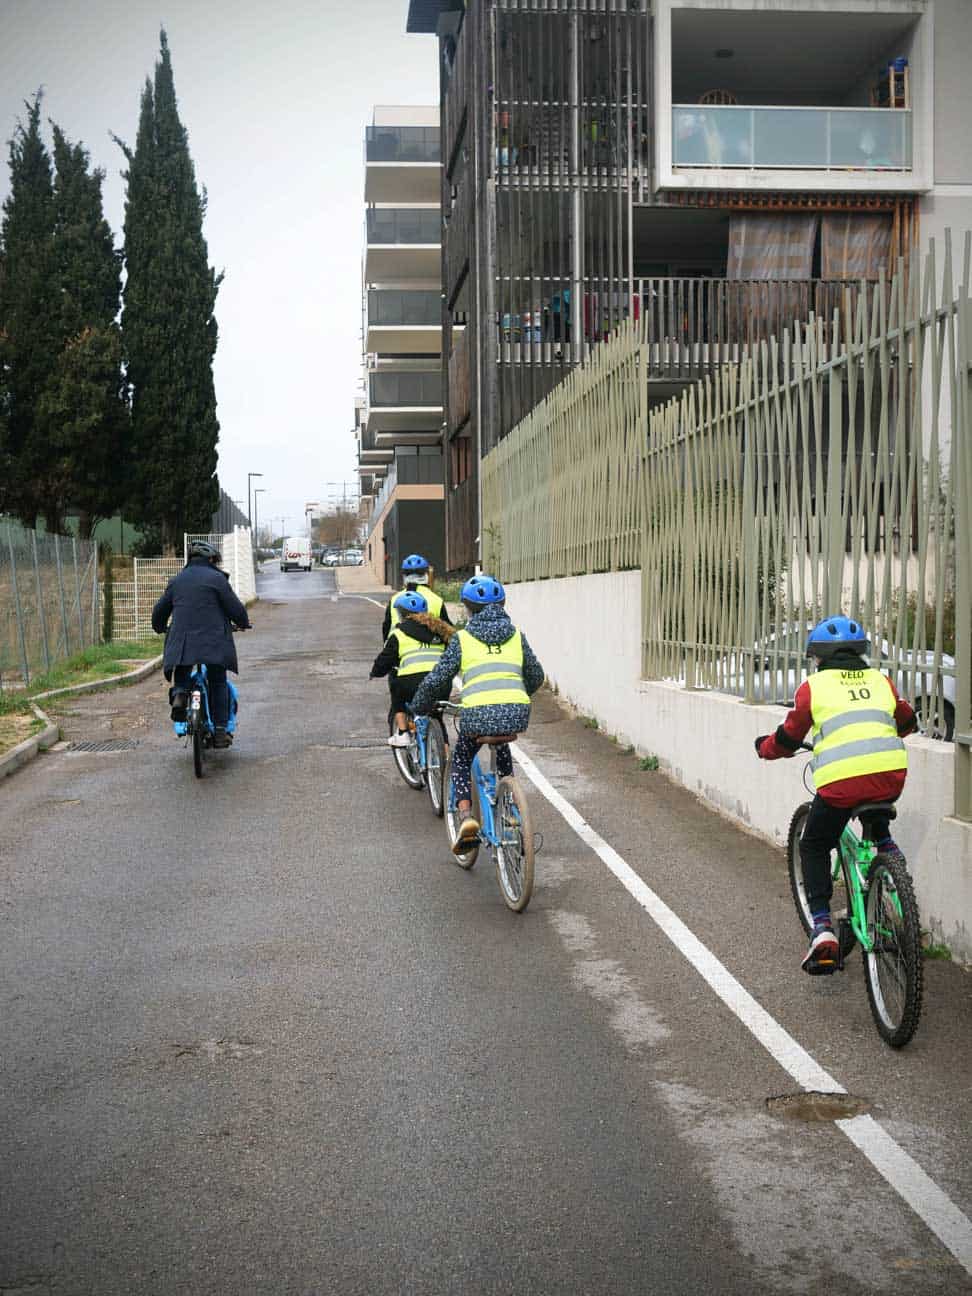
[247,472,263,535]
[253,489,267,548]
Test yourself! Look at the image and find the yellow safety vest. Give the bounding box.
[391,626,445,677]
[808,667,906,790]
[390,584,445,625]
[458,629,529,708]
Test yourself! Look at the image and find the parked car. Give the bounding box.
[716,624,956,740]
[280,536,312,573]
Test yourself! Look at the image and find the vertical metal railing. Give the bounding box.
[481,236,972,815]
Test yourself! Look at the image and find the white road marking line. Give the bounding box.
[511,742,972,1278]
[338,593,386,608]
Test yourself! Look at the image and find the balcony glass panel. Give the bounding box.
[368,290,441,327]
[367,209,441,244]
[369,372,442,406]
[673,106,911,171]
[366,125,440,163]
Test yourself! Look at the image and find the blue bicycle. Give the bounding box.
[173,665,239,778]
[439,703,536,912]
[390,707,449,817]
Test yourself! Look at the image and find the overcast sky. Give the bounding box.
[0,0,438,536]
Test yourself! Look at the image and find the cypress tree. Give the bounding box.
[116,31,222,551]
[34,126,129,536]
[0,93,58,526]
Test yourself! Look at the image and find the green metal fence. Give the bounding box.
[480,235,972,818]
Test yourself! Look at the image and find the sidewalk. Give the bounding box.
[336,565,392,595]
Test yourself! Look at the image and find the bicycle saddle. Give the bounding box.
[854,802,897,823]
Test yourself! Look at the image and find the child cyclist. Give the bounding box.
[381,553,451,641]
[370,592,454,748]
[410,575,545,853]
[755,615,917,974]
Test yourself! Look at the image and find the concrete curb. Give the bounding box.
[0,703,60,782]
[0,656,164,785]
[30,654,165,704]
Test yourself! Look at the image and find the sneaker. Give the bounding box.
[452,816,480,855]
[170,689,188,721]
[213,727,231,749]
[387,731,411,748]
[802,924,840,976]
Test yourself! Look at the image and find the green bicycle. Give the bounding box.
[786,745,923,1048]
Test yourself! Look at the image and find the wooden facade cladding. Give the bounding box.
[448,327,471,429]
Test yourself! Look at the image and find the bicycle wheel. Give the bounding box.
[425,717,448,818]
[192,717,204,779]
[862,853,923,1048]
[495,776,535,912]
[444,749,479,868]
[390,719,423,790]
[786,803,856,958]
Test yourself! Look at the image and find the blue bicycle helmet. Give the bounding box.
[394,592,428,615]
[401,553,429,574]
[806,615,870,659]
[461,574,505,606]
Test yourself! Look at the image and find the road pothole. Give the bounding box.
[766,1091,872,1122]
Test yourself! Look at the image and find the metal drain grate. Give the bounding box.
[66,739,140,753]
[310,738,390,750]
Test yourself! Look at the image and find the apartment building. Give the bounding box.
[407,0,972,573]
[356,106,447,587]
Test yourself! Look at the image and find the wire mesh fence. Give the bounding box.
[0,521,100,690]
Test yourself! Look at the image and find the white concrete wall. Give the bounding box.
[507,569,972,961]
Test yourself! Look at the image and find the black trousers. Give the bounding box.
[388,673,426,725]
[173,664,229,727]
[800,795,892,914]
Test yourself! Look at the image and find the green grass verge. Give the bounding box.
[22,639,163,696]
[433,579,464,604]
[0,700,45,756]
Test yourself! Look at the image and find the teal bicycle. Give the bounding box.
[786,745,923,1048]
[439,702,536,913]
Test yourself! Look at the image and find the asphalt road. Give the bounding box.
[1,568,970,1296]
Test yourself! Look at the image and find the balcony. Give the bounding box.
[367,290,442,356]
[365,126,441,204]
[368,370,443,441]
[672,105,912,173]
[491,277,874,383]
[365,208,441,280]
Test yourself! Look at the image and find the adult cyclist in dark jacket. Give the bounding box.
[151,540,251,748]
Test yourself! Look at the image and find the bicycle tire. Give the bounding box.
[495,776,535,913]
[862,852,923,1048]
[786,803,856,958]
[425,717,448,818]
[444,749,479,868]
[390,719,423,790]
[192,718,204,779]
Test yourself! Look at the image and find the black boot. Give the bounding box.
[169,688,188,721]
[213,727,232,749]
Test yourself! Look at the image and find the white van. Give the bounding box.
[281,537,312,572]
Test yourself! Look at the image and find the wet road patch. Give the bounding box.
[766,1091,872,1122]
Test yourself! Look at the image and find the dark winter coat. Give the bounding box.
[152,557,251,675]
[411,604,544,736]
[369,612,454,678]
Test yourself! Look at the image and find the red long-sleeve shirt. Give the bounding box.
[758,674,917,807]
